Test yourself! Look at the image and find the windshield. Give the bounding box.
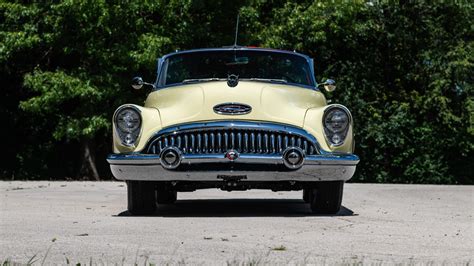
[158,50,314,87]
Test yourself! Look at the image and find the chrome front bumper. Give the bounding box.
[107,153,359,182]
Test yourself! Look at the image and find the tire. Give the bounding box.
[309,181,344,214]
[127,181,156,215]
[303,189,311,203]
[156,186,177,204]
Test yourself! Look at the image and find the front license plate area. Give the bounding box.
[217,175,247,181]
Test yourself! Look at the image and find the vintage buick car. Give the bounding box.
[107,47,359,215]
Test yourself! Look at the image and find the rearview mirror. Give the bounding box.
[320,79,336,92]
[226,56,249,66]
[131,77,144,90]
[131,76,155,90]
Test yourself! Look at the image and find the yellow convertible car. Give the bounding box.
[107,47,359,215]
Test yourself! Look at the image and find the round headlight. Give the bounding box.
[323,105,351,147]
[116,108,141,132]
[324,108,349,133]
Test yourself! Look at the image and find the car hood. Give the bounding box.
[144,81,326,128]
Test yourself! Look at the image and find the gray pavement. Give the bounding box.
[0,181,473,265]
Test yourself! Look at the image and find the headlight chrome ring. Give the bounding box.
[323,105,351,147]
[114,106,142,147]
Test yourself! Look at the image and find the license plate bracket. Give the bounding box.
[217,175,247,181]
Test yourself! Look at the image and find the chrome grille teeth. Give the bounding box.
[217,132,222,153]
[250,133,255,152]
[203,133,208,153]
[230,132,235,149]
[224,132,228,150]
[244,133,249,152]
[277,135,282,152]
[264,134,269,153]
[177,136,182,149]
[184,135,188,153]
[270,134,275,153]
[150,128,317,156]
[210,132,215,152]
[197,133,202,153]
[237,132,242,152]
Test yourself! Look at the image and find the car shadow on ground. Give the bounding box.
[115,199,356,217]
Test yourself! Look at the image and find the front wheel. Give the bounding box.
[308,181,344,214]
[127,181,156,215]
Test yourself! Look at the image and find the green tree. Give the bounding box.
[242,1,473,183]
[1,0,246,179]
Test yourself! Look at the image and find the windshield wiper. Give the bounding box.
[245,78,288,84]
[182,78,224,84]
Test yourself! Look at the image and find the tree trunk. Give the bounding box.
[80,139,100,181]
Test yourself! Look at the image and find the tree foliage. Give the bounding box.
[1,1,472,183]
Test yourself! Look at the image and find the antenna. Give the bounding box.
[233,14,239,48]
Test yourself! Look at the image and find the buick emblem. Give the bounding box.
[213,103,252,115]
[225,150,239,161]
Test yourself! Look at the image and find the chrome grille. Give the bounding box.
[146,127,318,155]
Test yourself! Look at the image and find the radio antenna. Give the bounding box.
[233,14,240,48]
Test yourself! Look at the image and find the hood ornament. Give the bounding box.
[213,103,252,115]
[227,74,239,87]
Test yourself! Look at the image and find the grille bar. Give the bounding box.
[147,128,318,156]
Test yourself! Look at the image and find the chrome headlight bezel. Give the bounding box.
[322,105,351,147]
[114,106,142,147]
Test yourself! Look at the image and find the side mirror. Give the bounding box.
[131,77,144,90]
[131,76,155,90]
[319,79,336,92]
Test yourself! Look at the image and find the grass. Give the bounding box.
[1,243,472,266]
[2,257,473,266]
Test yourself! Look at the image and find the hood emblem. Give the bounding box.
[213,103,252,115]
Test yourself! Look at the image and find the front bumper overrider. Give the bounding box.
[107,152,359,182]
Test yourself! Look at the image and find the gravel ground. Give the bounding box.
[0,181,473,265]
